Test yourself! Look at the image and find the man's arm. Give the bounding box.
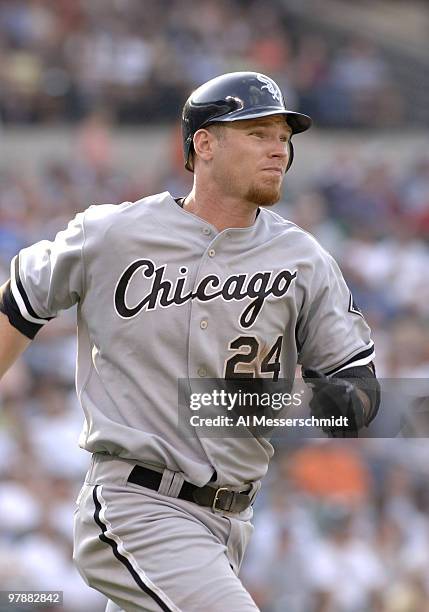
[0,306,31,380]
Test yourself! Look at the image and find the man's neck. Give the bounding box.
[183,187,258,232]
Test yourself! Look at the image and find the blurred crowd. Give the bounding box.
[0,0,405,128]
[242,438,429,612]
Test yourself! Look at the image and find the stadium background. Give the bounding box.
[0,0,428,610]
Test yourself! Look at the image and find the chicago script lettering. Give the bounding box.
[114,259,297,328]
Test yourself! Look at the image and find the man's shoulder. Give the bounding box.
[84,191,170,222]
[260,208,326,253]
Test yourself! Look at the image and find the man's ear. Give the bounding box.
[193,128,215,165]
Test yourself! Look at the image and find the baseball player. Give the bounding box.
[0,72,380,611]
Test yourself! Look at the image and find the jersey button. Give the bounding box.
[208,249,215,258]
[202,227,211,235]
[197,367,207,377]
[200,320,208,329]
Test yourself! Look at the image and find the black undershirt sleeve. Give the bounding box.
[0,280,43,339]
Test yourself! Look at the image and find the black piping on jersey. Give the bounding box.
[0,280,43,339]
[323,344,375,377]
[92,485,176,612]
[14,255,53,323]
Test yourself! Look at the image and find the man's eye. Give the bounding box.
[250,131,264,137]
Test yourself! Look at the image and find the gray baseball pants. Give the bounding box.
[73,454,259,611]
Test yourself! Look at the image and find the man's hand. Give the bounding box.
[304,369,367,437]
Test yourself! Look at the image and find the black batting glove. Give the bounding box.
[304,369,366,438]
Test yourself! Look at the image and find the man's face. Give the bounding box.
[208,115,292,206]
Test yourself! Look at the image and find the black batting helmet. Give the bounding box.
[182,71,312,172]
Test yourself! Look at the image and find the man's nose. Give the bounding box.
[269,139,289,159]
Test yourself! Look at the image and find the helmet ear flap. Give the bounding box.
[286,140,294,173]
[185,141,194,172]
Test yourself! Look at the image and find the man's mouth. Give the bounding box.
[261,167,283,176]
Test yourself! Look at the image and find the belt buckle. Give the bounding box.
[212,487,230,513]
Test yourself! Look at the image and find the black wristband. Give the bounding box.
[0,280,43,339]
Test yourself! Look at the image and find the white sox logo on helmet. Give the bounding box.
[256,74,282,102]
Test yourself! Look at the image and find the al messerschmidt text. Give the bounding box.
[189,415,349,428]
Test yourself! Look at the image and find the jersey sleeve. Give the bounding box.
[5,212,85,337]
[296,244,374,375]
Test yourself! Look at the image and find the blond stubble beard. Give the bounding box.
[212,158,283,207]
[246,181,283,207]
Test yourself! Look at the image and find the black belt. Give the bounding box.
[127,465,253,513]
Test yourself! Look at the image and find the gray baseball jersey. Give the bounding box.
[6,191,374,486]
